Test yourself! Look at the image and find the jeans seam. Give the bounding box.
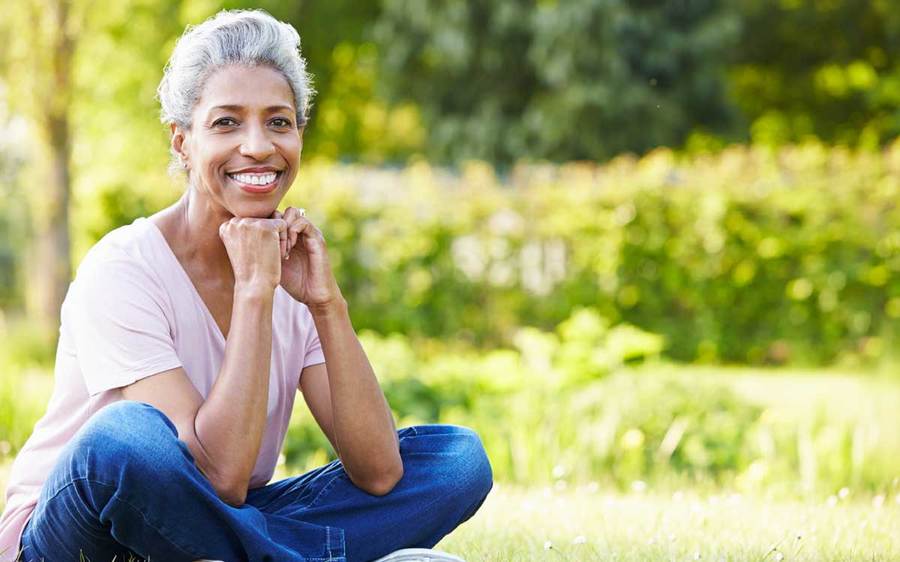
[326,526,332,560]
[39,477,201,559]
[305,472,346,509]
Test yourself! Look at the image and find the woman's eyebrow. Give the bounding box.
[208,104,293,113]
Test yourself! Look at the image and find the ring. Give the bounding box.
[298,208,306,217]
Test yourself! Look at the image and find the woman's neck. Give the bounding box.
[157,187,236,286]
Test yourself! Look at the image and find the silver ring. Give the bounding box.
[298,207,306,217]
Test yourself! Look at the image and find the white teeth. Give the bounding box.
[229,172,278,185]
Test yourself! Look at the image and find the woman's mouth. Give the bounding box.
[226,171,282,194]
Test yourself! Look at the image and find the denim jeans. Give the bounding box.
[17,401,493,562]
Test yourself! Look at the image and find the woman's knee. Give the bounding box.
[74,400,186,476]
[401,424,493,503]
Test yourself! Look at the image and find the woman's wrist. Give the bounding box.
[234,280,276,302]
[308,295,348,318]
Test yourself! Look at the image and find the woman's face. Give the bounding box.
[173,64,302,219]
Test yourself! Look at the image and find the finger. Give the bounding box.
[282,206,304,225]
[281,208,320,252]
[265,217,287,237]
[288,220,313,248]
[273,209,284,254]
[268,217,287,258]
[281,207,300,251]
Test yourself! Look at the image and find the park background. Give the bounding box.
[1,0,899,560]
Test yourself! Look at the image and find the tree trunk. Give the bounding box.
[29,120,72,330]
[25,0,74,330]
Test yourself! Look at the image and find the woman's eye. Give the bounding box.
[213,117,237,127]
[271,118,292,128]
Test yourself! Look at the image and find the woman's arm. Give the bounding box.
[193,284,274,502]
[123,220,283,507]
[120,286,274,506]
[277,206,402,495]
[307,298,402,495]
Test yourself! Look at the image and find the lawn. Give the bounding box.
[4,483,896,561]
[2,366,899,560]
[437,484,900,561]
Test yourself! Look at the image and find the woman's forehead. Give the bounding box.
[196,65,295,114]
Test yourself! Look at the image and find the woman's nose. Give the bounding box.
[239,124,276,160]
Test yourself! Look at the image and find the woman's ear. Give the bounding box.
[170,122,190,169]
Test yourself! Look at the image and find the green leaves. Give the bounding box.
[374,0,740,164]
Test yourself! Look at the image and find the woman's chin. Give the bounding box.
[229,202,279,219]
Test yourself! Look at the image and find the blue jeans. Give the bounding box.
[17,401,493,562]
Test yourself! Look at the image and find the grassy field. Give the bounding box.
[1,366,898,560]
[3,484,896,561]
[437,484,900,561]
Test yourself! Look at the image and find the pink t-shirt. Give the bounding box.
[0,217,325,561]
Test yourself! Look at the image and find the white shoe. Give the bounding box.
[372,548,465,562]
[194,548,464,562]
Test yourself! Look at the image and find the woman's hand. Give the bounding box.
[218,216,286,292]
[271,207,342,308]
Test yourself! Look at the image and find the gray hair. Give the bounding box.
[156,9,314,173]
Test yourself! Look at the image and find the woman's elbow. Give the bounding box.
[213,477,248,506]
[358,460,404,496]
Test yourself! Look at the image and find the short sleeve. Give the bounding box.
[68,257,183,396]
[301,306,325,369]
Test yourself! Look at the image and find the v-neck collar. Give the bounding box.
[141,217,227,345]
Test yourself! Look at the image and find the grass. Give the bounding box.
[4,483,897,561]
[2,365,899,560]
[436,484,900,561]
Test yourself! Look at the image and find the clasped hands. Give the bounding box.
[217,206,342,309]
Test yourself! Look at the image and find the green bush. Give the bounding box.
[276,142,900,364]
[57,142,900,365]
[283,308,899,495]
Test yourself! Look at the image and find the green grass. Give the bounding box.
[4,484,896,561]
[437,484,900,561]
[2,365,899,560]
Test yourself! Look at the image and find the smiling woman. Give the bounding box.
[173,64,301,216]
[0,9,491,562]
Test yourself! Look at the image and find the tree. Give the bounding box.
[730,0,900,147]
[373,0,741,165]
[1,0,88,329]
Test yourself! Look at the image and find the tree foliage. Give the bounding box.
[731,0,900,148]
[373,0,741,164]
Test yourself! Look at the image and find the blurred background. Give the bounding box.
[1,0,900,545]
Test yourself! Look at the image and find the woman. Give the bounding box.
[0,9,492,562]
